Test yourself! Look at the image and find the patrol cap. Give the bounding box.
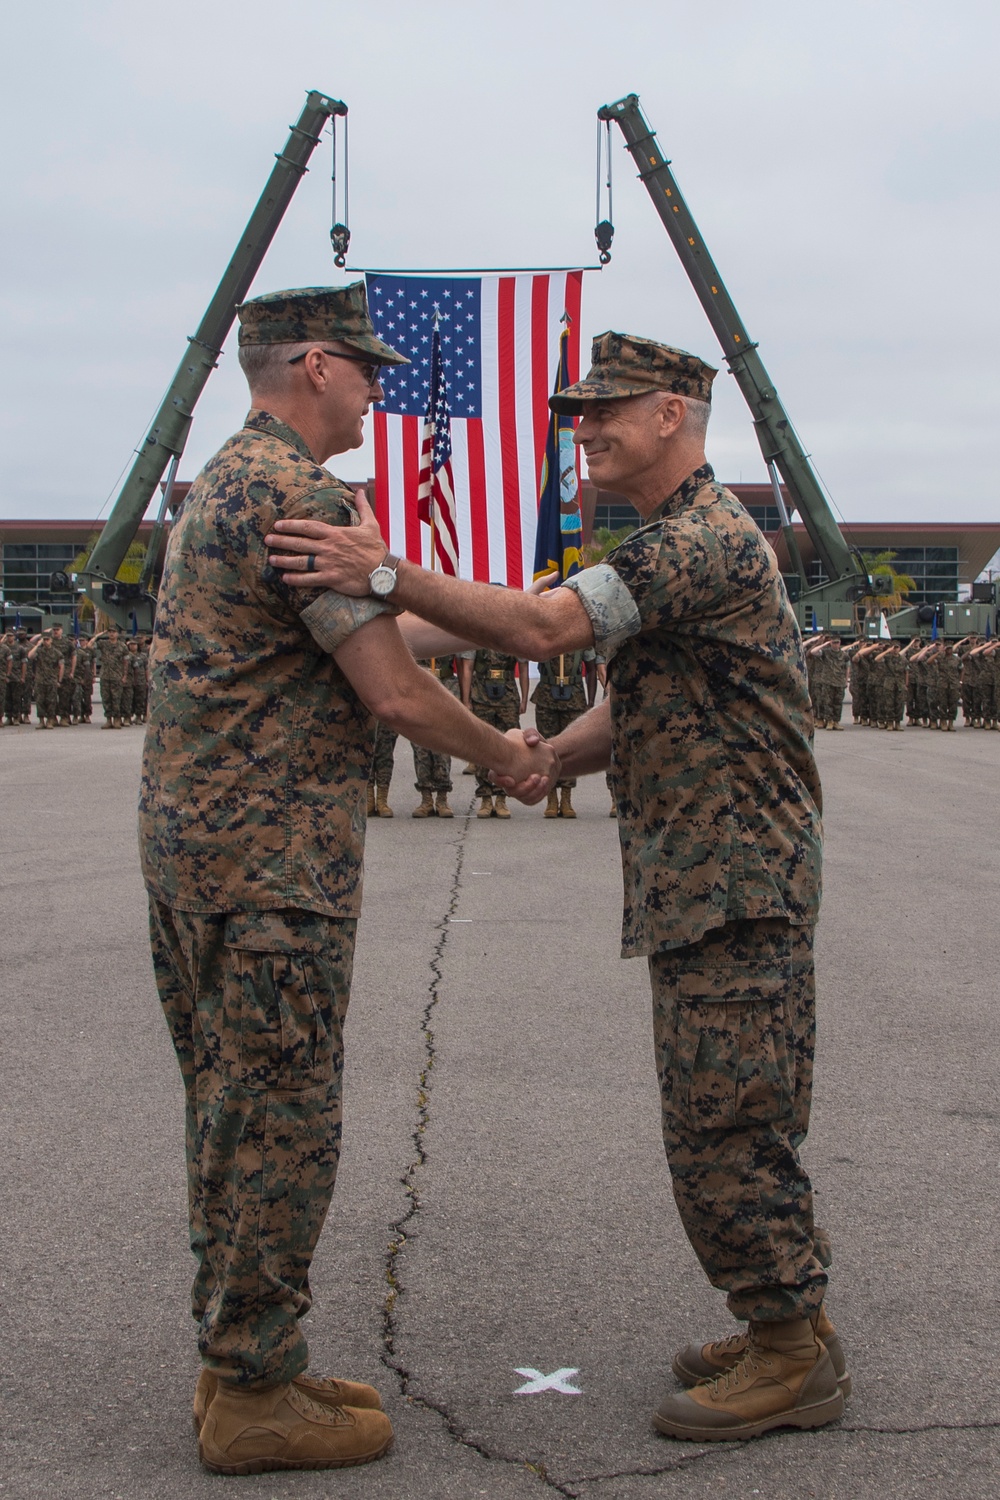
[237,280,409,366]
[549,331,716,415]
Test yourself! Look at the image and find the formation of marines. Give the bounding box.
[0,626,151,728]
[806,633,999,731]
[367,647,596,819]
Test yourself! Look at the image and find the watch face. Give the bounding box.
[370,565,396,598]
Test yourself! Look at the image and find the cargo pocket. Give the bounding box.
[222,913,337,1091]
[674,969,794,1131]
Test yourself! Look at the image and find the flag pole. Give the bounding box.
[429,313,438,670]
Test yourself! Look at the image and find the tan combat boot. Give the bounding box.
[198,1380,393,1473]
[559,787,576,818]
[375,786,393,818]
[367,784,376,817]
[672,1304,851,1397]
[462,761,476,775]
[655,1317,844,1441]
[544,789,560,818]
[434,792,454,817]
[477,793,493,818]
[493,791,511,819]
[411,790,434,818]
[193,1368,383,1436]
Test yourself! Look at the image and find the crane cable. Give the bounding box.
[595,119,614,264]
[330,113,350,267]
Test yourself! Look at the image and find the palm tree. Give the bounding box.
[860,550,916,615]
[581,525,635,568]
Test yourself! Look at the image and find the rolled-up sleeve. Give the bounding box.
[562,564,642,660]
[301,590,399,654]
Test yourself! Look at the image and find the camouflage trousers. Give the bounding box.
[5,679,24,720]
[74,678,94,719]
[121,680,134,720]
[471,691,521,794]
[100,676,123,720]
[35,678,59,721]
[812,685,845,727]
[57,676,76,720]
[412,743,452,792]
[649,917,830,1323]
[148,899,355,1387]
[368,722,398,787]
[533,698,586,787]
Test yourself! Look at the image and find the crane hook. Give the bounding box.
[594,119,614,264]
[330,224,351,268]
[330,114,350,268]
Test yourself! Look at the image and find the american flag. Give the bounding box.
[416,321,459,574]
[367,272,584,587]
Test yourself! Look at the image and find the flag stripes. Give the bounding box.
[369,271,583,587]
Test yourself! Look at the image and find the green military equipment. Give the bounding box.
[78,90,348,630]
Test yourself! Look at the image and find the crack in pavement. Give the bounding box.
[375,806,999,1497]
[377,796,579,1496]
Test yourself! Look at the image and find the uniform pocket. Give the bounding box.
[221,914,339,1091]
[674,968,793,1130]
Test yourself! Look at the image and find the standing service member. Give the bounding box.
[267,330,844,1444]
[139,282,555,1475]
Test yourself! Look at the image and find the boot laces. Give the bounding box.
[707,1332,746,1359]
[708,1346,773,1396]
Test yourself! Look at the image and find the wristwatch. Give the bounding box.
[369,552,401,598]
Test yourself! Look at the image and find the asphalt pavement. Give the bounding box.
[1,711,998,1499]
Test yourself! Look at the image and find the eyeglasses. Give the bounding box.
[286,348,384,388]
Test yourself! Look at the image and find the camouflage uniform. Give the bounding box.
[412,658,458,792]
[72,641,96,721]
[367,721,398,790]
[23,645,36,722]
[470,648,522,795]
[120,645,136,722]
[565,461,827,1322]
[139,393,400,1388]
[820,648,848,728]
[0,637,11,722]
[882,650,907,726]
[530,650,594,787]
[849,646,870,724]
[31,638,62,724]
[98,637,129,722]
[55,636,77,722]
[132,644,149,721]
[10,635,29,722]
[937,650,961,726]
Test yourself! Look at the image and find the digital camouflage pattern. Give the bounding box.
[140,410,394,916]
[565,463,823,959]
[550,332,716,415]
[72,643,95,721]
[367,721,398,788]
[141,406,400,1392]
[149,899,355,1385]
[32,638,62,722]
[412,660,458,791]
[237,280,409,365]
[531,651,593,788]
[650,917,829,1321]
[469,649,522,795]
[98,636,129,720]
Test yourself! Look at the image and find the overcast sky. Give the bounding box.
[1,0,997,531]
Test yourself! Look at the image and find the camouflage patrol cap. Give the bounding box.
[237,280,409,365]
[549,331,716,415]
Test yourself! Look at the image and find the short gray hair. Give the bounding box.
[237,340,316,396]
[680,396,711,438]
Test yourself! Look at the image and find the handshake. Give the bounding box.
[491,727,560,805]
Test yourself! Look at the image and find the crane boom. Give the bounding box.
[598,93,862,597]
[81,89,346,626]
